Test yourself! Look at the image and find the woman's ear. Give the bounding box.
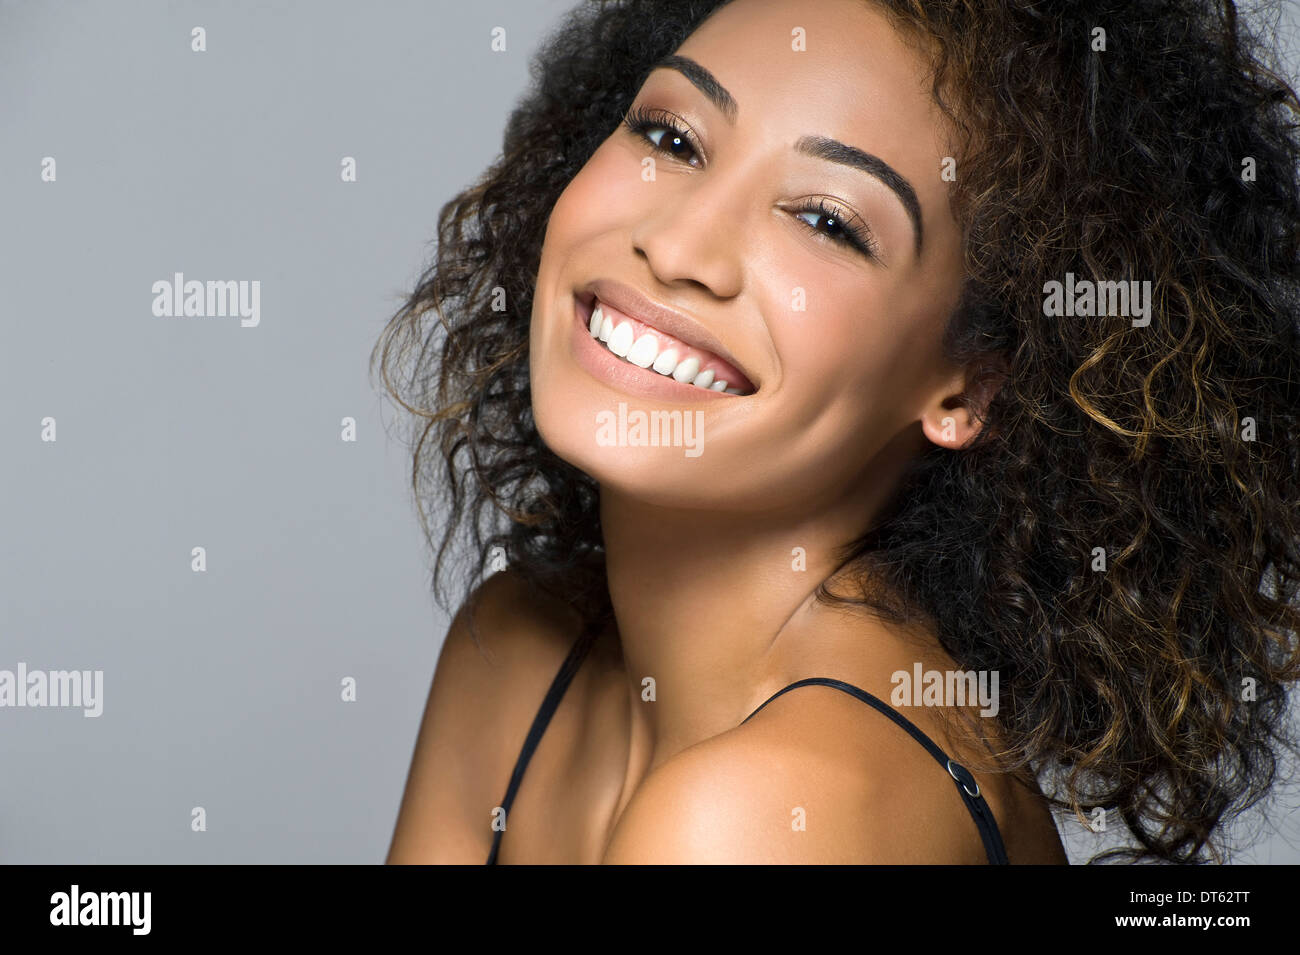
[918,358,1007,450]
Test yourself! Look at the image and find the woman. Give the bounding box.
[377,0,1300,864]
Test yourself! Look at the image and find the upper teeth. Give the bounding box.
[588,302,746,394]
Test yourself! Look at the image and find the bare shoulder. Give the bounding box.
[433,566,584,675]
[386,568,585,864]
[602,682,1065,864]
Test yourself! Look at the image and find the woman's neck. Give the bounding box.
[597,475,899,767]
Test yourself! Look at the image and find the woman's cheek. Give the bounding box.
[768,282,879,386]
[551,143,637,242]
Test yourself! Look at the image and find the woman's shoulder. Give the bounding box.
[601,683,995,863]
[386,568,588,863]
[605,677,1068,864]
[441,567,588,676]
[604,609,1069,864]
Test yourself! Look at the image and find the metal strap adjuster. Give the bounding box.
[947,759,981,798]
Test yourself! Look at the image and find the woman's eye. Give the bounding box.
[645,126,698,162]
[794,201,879,259]
[621,106,702,165]
[795,208,847,240]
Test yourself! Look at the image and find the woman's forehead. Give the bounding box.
[663,0,952,154]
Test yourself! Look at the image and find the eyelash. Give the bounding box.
[620,104,880,260]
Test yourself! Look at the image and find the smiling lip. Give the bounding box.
[578,278,758,394]
[573,295,738,401]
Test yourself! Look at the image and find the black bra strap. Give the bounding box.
[742,677,1010,865]
[485,625,600,865]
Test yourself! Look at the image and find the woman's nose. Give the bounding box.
[629,167,749,299]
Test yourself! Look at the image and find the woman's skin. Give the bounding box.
[389,0,1069,863]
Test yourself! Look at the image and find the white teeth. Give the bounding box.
[585,301,751,394]
[671,356,700,383]
[627,333,658,368]
[652,348,679,375]
[608,321,634,357]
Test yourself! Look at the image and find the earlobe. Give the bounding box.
[920,402,983,449]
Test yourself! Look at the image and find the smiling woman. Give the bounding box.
[374,0,1300,865]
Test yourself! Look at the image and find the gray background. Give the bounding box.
[2,0,1298,864]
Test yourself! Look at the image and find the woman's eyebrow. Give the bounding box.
[651,54,739,122]
[648,53,925,257]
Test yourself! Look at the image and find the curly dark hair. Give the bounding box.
[371,0,1300,864]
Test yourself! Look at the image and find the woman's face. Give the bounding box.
[530,0,970,515]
